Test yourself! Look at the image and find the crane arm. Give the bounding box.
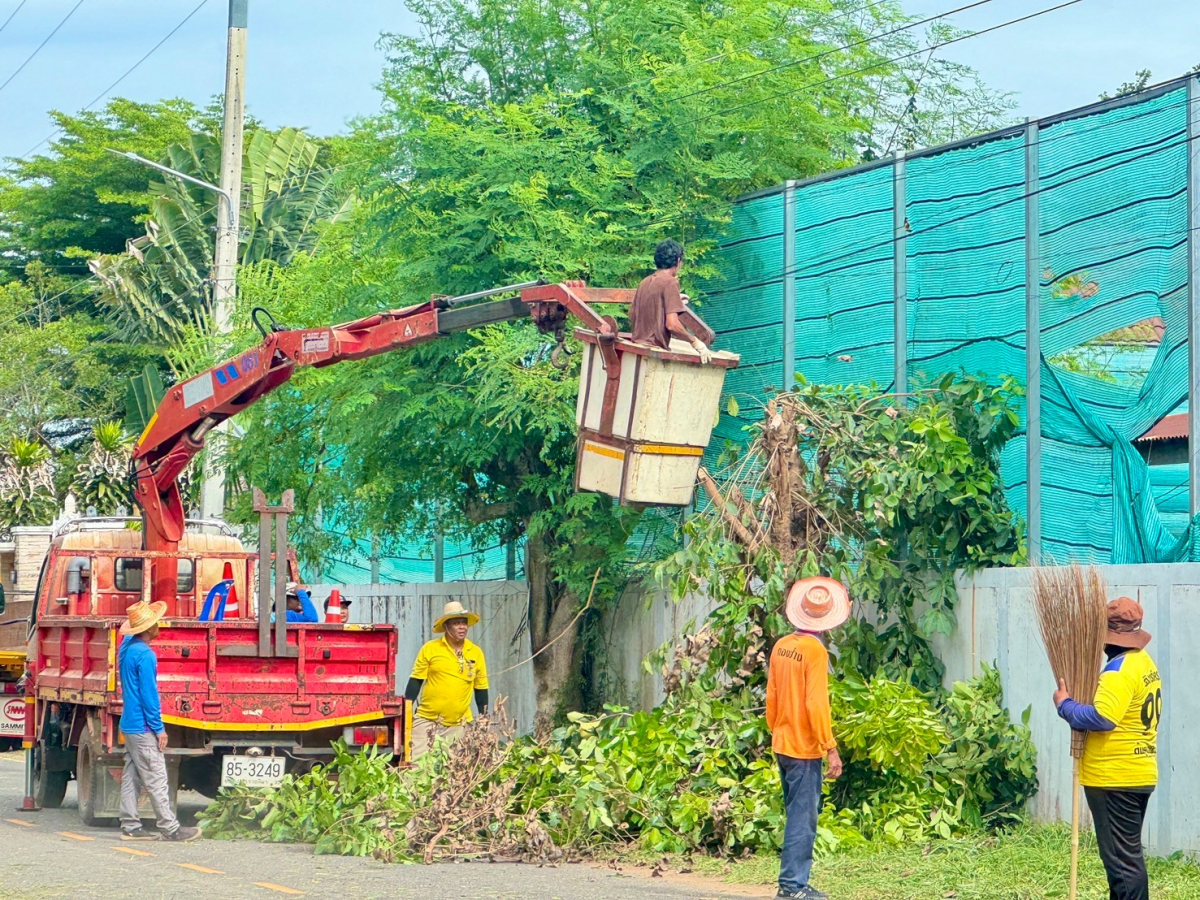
[131,280,716,555]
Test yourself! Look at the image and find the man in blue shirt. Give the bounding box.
[117,600,200,842]
[266,583,319,625]
[282,582,320,623]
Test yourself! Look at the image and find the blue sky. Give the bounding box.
[0,0,1197,163]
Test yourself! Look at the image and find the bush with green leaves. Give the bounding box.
[70,421,134,514]
[0,438,59,530]
[200,665,1036,861]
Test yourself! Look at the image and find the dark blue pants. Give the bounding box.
[778,754,823,894]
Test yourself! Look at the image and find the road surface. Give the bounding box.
[0,751,768,900]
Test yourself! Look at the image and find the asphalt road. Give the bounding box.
[0,751,768,900]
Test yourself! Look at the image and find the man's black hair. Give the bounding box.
[654,239,684,270]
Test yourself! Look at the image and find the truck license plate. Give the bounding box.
[220,755,285,788]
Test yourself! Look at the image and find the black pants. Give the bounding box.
[1084,786,1153,900]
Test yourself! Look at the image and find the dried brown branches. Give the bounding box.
[698,393,859,567]
[1030,565,1108,758]
[402,698,561,864]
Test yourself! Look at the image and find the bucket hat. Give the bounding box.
[1106,597,1151,650]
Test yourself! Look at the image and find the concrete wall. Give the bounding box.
[940,565,1200,857]
[595,587,716,711]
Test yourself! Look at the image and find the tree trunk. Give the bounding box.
[524,528,583,727]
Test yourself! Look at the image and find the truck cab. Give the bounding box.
[27,516,406,824]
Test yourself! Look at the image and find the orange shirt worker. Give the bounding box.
[766,578,849,900]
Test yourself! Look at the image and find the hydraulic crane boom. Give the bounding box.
[131,280,717,592]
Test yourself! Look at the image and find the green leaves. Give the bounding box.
[199,670,1036,862]
[124,363,165,439]
[659,373,1024,694]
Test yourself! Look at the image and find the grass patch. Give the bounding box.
[654,826,1200,899]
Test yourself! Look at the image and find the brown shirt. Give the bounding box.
[630,268,686,350]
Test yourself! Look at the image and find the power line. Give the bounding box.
[634,69,1191,236]
[783,121,1196,284]
[688,0,1086,126]
[21,0,211,159]
[671,0,1000,105]
[0,0,86,96]
[0,0,27,37]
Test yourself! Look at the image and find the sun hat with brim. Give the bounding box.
[1106,597,1151,650]
[785,577,850,633]
[433,600,480,633]
[120,600,168,636]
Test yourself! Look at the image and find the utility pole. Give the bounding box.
[200,0,248,520]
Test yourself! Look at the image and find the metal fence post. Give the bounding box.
[1188,78,1200,521]
[782,181,797,390]
[1025,121,1042,563]
[893,151,907,397]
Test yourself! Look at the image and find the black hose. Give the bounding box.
[251,307,284,338]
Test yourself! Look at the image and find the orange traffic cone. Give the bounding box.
[222,562,239,618]
[325,589,343,623]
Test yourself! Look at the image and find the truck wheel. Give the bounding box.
[76,739,114,827]
[33,745,69,809]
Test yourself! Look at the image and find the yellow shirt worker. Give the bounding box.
[404,601,489,758]
[1054,597,1162,900]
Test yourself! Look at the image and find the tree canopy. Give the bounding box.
[223,0,1013,717]
[0,98,223,270]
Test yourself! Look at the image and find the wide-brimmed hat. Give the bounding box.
[120,600,168,636]
[1106,597,1151,650]
[785,577,850,633]
[433,600,480,633]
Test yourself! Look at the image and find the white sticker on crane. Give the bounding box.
[301,332,330,353]
[182,374,215,408]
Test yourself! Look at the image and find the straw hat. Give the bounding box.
[785,577,850,633]
[433,600,480,633]
[1106,597,1151,650]
[120,600,168,637]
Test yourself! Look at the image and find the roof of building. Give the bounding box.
[1136,413,1188,444]
[1096,317,1165,346]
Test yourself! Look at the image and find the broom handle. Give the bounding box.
[1069,755,1081,900]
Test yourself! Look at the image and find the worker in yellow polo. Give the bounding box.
[404,600,489,758]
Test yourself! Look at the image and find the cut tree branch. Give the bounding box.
[698,467,763,554]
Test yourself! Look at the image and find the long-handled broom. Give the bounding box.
[1030,565,1107,900]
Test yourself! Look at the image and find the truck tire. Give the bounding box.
[76,738,113,827]
[33,745,69,809]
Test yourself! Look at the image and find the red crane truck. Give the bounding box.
[20,281,732,824]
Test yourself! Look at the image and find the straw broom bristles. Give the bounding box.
[1030,564,1108,758]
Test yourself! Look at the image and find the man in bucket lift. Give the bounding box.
[629,239,715,364]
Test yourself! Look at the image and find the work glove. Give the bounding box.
[692,339,714,365]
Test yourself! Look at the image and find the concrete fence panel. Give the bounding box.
[942,564,1200,857]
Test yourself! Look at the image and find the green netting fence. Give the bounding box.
[703,74,1200,565]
